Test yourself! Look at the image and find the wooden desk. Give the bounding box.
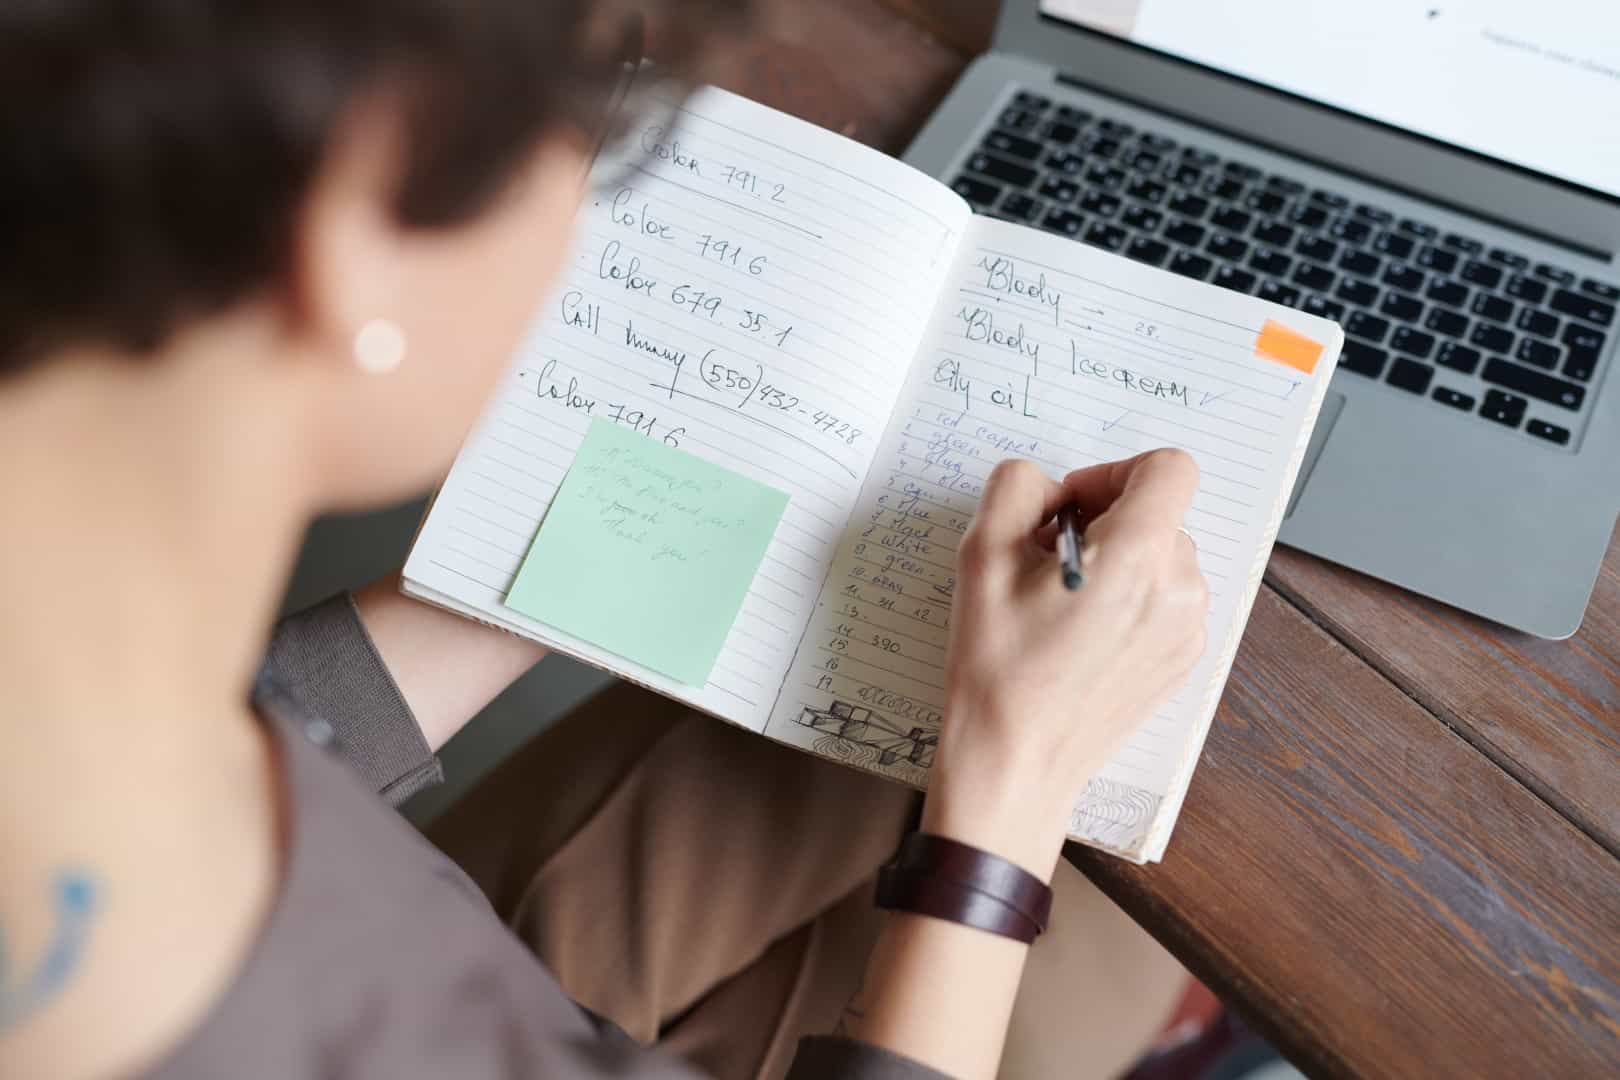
[696,2,1620,1074]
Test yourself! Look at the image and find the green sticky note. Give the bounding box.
[505,418,790,685]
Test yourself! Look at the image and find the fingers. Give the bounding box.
[967,459,1065,549]
[1065,448,1199,533]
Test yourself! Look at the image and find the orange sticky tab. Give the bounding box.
[1254,319,1323,374]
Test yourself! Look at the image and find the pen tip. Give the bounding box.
[1062,568,1083,591]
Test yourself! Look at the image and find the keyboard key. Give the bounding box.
[1550,288,1615,326]
[952,175,1000,206]
[1482,357,1585,410]
[1141,132,1178,152]
[1504,274,1548,304]
[968,152,1037,187]
[1374,232,1416,259]
[1168,192,1210,218]
[999,193,1043,222]
[1516,308,1559,340]
[1310,189,1350,209]
[1534,262,1575,285]
[1561,324,1606,379]
[1080,190,1122,216]
[1169,250,1214,280]
[1390,326,1436,359]
[1426,276,1470,307]
[1127,177,1168,203]
[1224,160,1262,181]
[1470,324,1514,353]
[1168,162,1205,187]
[1436,342,1482,374]
[1086,137,1123,159]
[1380,293,1423,322]
[1125,235,1171,266]
[1303,295,1346,321]
[1471,294,1515,323]
[1253,221,1295,248]
[983,130,1043,160]
[1289,204,1329,229]
[1398,218,1439,239]
[1125,150,1161,173]
[1213,265,1258,293]
[1581,278,1619,300]
[1096,117,1135,137]
[1047,150,1086,175]
[1339,340,1388,377]
[1432,386,1474,410]
[1355,204,1395,225]
[1164,219,1206,247]
[1417,246,1459,273]
[1488,247,1529,269]
[1258,280,1302,306]
[1040,120,1081,145]
[1460,260,1503,289]
[1084,222,1129,252]
[1086,164,1128,190]
[1266,175,1306,195]
[1442,233,1484,254]
[1564,349,1599,381]
[1330,218,1372,245]
[1480,388,1527,427]
[1121,205,1164,231]
[1383,263,1425,293]
[1293,262,1335,292]
[1245,190,1288,215]
[1207,233,1249,261]
[1038,175,1079,203]
[998,107,1038,131]
[1298,235,1339,263]
[1012,90,1050,110]
[1424,308,1469,337]
[1211,206,1253,233]
[1347,310,1391,343]
[1526,419,1571,445]
[1516,338,1561,369]
[1339,250,1382,277]
[1387,357,1433,394]
[1249,248,1292,276]
[1055,104,1091,124]
[1181,146,1219,167]
[1563,323,1607,351]
[1336,278,1379,306]
[1202,176,1245,200]
[1040,208,1086,237]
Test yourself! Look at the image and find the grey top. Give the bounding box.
[144,595,946,1080]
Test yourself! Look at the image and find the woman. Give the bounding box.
[0,1,1209,1078]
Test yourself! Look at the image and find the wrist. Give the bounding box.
[921,752,1072,883]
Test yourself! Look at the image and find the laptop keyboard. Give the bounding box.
[951,90,1618,448]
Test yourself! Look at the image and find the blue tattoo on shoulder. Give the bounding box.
[0,870,102,1031]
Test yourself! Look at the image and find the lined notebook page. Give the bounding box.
[404,86,968,731]
[764,214,1341,861]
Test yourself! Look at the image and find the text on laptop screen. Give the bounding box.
[1039,0,1620,199]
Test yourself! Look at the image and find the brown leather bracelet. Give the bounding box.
[873,833,1054,944]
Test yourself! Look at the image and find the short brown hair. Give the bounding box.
[0,0,746,371]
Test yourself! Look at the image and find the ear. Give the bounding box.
[278,96,407,368]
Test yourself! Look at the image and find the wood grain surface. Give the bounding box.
[690,1,1620,1074]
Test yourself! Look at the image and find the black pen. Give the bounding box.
[1057,505,1085,590]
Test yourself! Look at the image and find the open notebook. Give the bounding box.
[402,85,1343,863]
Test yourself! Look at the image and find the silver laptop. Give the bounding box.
[903,0,1619,638]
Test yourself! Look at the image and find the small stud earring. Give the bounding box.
[353,318,406,374]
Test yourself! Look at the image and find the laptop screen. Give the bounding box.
[1038,0,1620,200]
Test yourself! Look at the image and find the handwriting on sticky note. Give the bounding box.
[504,418,789,686]
[1255,318,1325,374]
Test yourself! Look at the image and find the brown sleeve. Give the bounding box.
[788,1036,955,1079]
[266,593,443,805]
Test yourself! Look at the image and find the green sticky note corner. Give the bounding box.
[504,418,790,686]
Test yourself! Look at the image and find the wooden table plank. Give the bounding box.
[1265,527,1620,858]
[1071,588,1620,1078]
[872,0,1000,58]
